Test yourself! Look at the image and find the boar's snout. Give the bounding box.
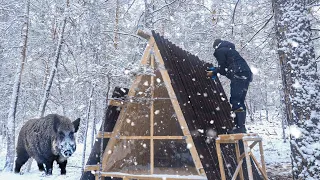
[56,130,77,158]
[60,140,76,158]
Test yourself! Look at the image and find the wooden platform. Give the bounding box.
[216,133,268,180]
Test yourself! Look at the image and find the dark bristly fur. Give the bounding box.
[14,114,80,175]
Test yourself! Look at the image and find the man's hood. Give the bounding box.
[217,41,235,50]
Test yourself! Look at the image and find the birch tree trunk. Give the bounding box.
[4,0,30,171]
[273,0,320,178]
[38,14,67,117]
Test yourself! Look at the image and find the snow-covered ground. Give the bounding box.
[0,111,292,180]
[247,112,292,180]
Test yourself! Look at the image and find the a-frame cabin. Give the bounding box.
[81,30,262,180]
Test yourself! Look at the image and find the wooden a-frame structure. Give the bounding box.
[97,31,206,180]
[82,30,262,180]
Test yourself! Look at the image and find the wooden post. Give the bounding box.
[150,54,155,174]
[215,140,226,180]
[259,141,267,179]
[243,140,253,180]
[235,141,244,180]
[231,159,244,180]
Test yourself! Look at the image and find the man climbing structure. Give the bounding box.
[207,39,252,133]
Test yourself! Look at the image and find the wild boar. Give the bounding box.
[14,114,80,175]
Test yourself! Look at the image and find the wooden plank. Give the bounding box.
[250,152,268,180]
[217,133,258,141]
[102,39,154,171]
[259,141,267,179]
[115,136,186,140]
[96,131,112,138]
[243,140,254,180]
[216,139,239,144]
[239,141,260,160]
[109,99,124,107]
[231,160,243,180]
[95,171,207,180]
[154,41,205,176]
[235,141,244,180]
[215,142,226,180]
[150,53,155,175]
[84,165,99,172]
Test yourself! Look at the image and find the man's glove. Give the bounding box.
[206,67,218,80]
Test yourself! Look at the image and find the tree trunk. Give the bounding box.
[144,0,154,29]
[4,0,30,171]
[114,0,120,49]
[91,99,97,149]
[273,0,320,178]
[81,83,95,173]
[38,15,67,117]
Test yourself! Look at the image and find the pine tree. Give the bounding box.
[273,0,320,178]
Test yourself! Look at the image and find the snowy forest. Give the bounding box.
[0,0,320,179]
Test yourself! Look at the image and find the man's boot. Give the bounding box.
[228,110,247,134]
[235,111,247,133]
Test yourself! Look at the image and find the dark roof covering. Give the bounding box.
[152,31,261,180]
[80,87,129,180]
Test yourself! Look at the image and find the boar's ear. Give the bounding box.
[73,118,80,132]
[53,115,60,133]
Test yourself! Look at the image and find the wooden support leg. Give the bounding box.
[231,160,244,180]
[259,141,268,180]
[235,141,244,180]
[216,141,226,180]
[243,140,253,180]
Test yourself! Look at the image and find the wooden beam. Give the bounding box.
[137,29,151,40]
[259,141,267,179]
[250,153,268,180]
[154,40,205,177]
[84,165,99,172]
[217,133,258,141]
[96,131,112,138]
[150,53,155,175]
[215,142,226,180]
[239,141,259,160]
[109,99,124,107]
[231,160,243,180]
[118,136,186,140]
[94,171,207,180]
[243,140,254,180]
[234,141,244,180]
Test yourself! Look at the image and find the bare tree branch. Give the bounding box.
[231,0,240,35]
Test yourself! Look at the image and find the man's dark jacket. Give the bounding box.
[214,41,252,80]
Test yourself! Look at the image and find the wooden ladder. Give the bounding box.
[215,133,268,180]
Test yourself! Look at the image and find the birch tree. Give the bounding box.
[4,0,30,171]
[273,0,320,179]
